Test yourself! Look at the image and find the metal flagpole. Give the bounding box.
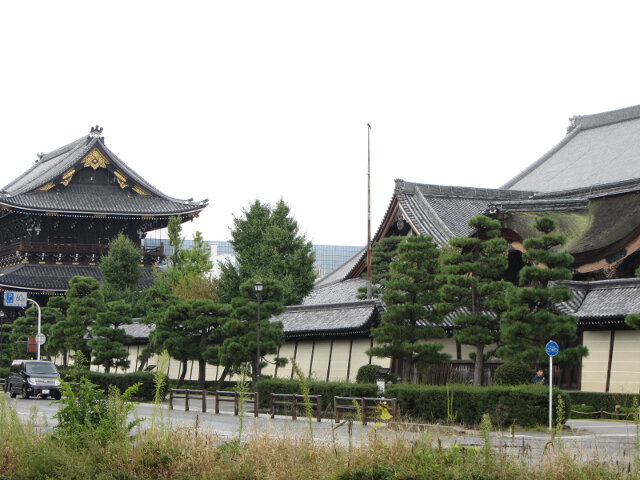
[367,123,372,299]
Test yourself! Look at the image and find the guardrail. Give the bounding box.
[169,388,208,412]
[270,393,322,422]
[334,396,398,425]
[215,390,259,417]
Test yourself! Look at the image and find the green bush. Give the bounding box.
[355,364,383,384]
[59,370,167,402]
[386,383,571,428]
[492,362,532,385]
[567,391,640,415]
[257,378,378,411]
[569,404,597,419]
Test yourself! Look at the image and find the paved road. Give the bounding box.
[4,393,640,465]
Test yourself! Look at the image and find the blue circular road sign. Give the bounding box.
[546,341,559,357]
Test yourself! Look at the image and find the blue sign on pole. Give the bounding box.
[546,340,559,357]
[4,291,27,307]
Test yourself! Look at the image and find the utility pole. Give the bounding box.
[367,123,373,299]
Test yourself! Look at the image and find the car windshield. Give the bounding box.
[25,362,58,375]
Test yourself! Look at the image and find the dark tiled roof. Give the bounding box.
[314,249,366,288]
[0,130,207,216]
[272,278,381,337]
[0,263,155,292]
[122,321,155,340]
[394,180,535,245]
[502,105,640,192]
[557,278,640,320]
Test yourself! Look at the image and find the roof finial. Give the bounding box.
[89,125,104,137]
[35,152,44,163]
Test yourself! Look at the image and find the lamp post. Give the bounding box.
[253,282,264,389]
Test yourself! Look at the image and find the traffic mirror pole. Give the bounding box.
[27,299,41,361]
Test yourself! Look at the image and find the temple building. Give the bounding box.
[268,104,640,393]
[0,126,208,305]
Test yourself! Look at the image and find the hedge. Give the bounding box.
[566,391,640,416]
[385,383,571,428]
[59,370,167,403]
[256,378,378,411]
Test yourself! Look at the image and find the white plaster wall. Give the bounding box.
[581,330,611,392]
[609,330,640,394]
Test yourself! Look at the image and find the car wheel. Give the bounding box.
[22,386,30,399]
[53,393,62,400]
[41,395,48,400]
[9,384,16,398]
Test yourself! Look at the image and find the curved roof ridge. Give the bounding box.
[571,104,640,131]
[2,135,95,195]
[532,177,640,200]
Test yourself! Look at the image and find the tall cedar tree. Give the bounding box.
[368,235,449,381]
[218,200,315,305]
[88,300,133,372]
[440,215,510,386]
[99,233,142,291]
[219,278,286,386]
[357,236,403,299]
[498,217,588,367]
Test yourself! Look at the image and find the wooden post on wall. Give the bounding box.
[605,329,615,393]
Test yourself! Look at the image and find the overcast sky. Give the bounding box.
[2,2,639,247]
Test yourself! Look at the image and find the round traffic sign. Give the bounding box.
[545,340,559,357]
[35,333,46,345]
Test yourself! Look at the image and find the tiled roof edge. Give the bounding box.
[285,300,379,313]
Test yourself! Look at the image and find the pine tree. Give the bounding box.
[498,217,587,367]
[219,278,286,386]
[53,276,104,362]
[357,236,403,299]
[89,300,133,372]
[440,215,510,386]
[368,235,448,381]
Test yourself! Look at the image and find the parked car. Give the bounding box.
[7,360,62,400]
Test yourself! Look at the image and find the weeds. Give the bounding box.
[291,358,314,440]
[234,364,250,442]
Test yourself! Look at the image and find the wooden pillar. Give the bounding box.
[605,329,615,393]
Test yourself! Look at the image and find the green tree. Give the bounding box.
[54,276,105,362]
[88,300,133,372]
[498,217,587,367]
[219,278,286,387]
[218,200,316,305]
[99,233,142,291]
[368,235,449,382]
[440,215,510,386]
[150,299,197,387]
[625,266,640,329]
[357,236,403,299]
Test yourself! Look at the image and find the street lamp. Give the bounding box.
[253,282,264,388]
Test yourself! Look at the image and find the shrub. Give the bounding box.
[386,383,571,428]
[356,364,384,384]
[569,404,597,419]
[60,370,167,402]
[257,378,378,411]
[492,362,532,385]
[567,391,640,414]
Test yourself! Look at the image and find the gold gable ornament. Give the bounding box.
[60,169,76,187]
[37,182,56,191]
[81,148,110,170]
[132,185,151,196]
[114,170,128,189]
